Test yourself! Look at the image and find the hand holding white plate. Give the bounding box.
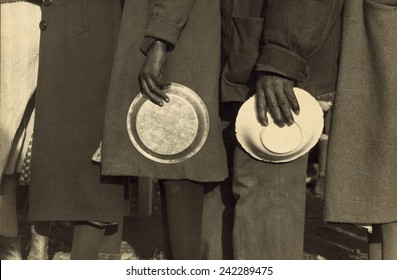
[236,88,323,163]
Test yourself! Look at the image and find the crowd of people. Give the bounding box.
[1,0,396,260]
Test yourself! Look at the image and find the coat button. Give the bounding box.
[43,0,52,6]
[39,20,47,31]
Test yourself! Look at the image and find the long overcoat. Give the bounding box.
[29,0,125,222]
[101,0,228,182]
[325,0,397,224]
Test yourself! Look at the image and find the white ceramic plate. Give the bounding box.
[236,88,324,163]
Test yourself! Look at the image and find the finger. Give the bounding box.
[275,85,294,126]
[265,84,285,127]
[255,86,268,126]
[284,85,300,115]
[159,80,172,89]
[139,77,164,106]
[147,75,169,102]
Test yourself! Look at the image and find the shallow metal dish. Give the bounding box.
[127,83,210,164]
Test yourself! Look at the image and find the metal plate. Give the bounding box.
[127,83,210,164]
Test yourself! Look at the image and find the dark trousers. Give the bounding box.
[202,147,307,260]
[201,102,308,259]
[233,146,307,259]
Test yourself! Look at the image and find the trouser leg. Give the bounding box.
[232,145,307,260]
[368,224,382,260]
[100,222,123,255]
[0,175,22,260]
[161,179,204,260]
[71,221,123,260]
[202,179,234,259]
[71,222,105,260]
[0,175,19,237]
[381,221,397,260]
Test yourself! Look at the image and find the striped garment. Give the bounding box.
[0,2,41,182]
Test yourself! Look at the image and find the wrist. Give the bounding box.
[141,37,168,55]
[150,40,167,52]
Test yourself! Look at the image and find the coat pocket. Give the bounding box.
[364,0,397,51]
[363,0,397,93]
[222,17,264,87]
[365,0,397,8]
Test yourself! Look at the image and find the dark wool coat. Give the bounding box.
[29,0,125,222]
[101,0,228,182]
[220,0,343,102]
[325,0,397,224]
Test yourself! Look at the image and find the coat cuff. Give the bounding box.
[256,44,308,82]
[145,15,183,47]
[140,36,173,55]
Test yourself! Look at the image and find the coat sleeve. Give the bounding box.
[140,0,196,54]
[256,0,343,82]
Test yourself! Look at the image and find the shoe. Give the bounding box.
[0,235,22,260]
[51,241,139,260]
[150,250,166,260]
[27,225,49,260]
[98,241,139,260]
[52,251,71,260]
[120,241,139,260]
[312,176,325,197]
[98,253,122,260]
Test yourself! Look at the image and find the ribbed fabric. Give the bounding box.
[0,2,41,182]
[0,0,24,3]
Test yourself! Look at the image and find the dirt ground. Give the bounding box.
[19,186,368,260]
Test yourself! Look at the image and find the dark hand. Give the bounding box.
[255,73,299,127]
[138,40,171,106]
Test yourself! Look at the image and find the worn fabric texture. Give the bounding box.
[325,0,397,224]
[201,0,343,260]
[219,0,343,102]
[231,147,308,260]
[29,0,125,222]
[101,0,228,182]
